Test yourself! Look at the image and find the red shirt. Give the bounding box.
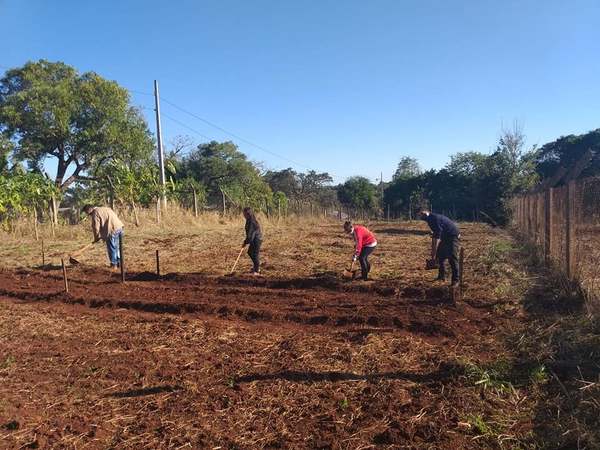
[352,225,377,256]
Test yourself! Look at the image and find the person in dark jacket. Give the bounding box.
[419,209,460,286]
[242,207,262,275]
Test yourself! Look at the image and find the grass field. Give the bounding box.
[0,213,598,449]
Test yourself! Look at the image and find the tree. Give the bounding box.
[0,172,58,230]
[0,134,14,175]
[534,128,600,179]
[337,176,378,214]
[295,170,333,204]
[0,60,154,195]
[393,156,421,180]
[263,168,299,198]
[178,141,272,211]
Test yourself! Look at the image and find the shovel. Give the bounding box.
[68,242,94,265]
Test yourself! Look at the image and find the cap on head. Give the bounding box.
[418,209,430,220]
[343,221,353,233]
[82,204,95,214]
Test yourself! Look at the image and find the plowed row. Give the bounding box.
[0,222,533,449]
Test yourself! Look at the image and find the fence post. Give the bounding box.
[156,250,160,276]
[61,258,69,293]
[565,180,578,280]
[545,188,553,263]
[119,233,125,283]
[192,189,198,217]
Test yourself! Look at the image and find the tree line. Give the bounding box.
[1,60,599,227]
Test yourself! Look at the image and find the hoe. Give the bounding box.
[227,246,245,276]
[67,242,94,265]
[342,260,359,280]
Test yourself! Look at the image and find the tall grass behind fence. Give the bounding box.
[511,176,600,314]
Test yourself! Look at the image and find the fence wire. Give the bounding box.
[512,177,600,314]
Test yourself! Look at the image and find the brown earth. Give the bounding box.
[0,222,536,449]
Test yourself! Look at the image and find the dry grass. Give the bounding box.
[0,211,595,449]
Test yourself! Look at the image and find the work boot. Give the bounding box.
[450,280,459,288]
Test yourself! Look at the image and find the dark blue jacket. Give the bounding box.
[425,213,459,240]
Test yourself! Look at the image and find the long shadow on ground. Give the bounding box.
[236,364,461,385]
[376,228,431,236]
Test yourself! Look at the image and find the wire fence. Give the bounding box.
[511,176,600,314]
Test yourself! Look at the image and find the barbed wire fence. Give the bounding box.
[511,176,600,315]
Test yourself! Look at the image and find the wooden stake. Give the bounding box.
[156,249,160,276]
[192,188,198,217]
[32,208,39,241]
[41,238,45,266]
[61,258,69,293]
[119,233,125,283]
[459,247,464,289]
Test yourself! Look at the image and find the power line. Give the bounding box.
[140,105,213,141]
[159,96,312,170]
[161,112,213,141]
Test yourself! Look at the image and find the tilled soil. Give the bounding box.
[0,223,533,449]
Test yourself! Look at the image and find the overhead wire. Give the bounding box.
[159,96,312,170]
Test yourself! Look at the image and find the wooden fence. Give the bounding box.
[511,176,600,313]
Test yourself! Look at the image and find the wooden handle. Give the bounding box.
[71,242,94,258]
[230,246,245,274]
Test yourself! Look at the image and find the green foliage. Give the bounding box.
[466,414,497,437]
[535,128,600,178]
[177,141,272,211]
[0,60,154,193]
[271,191,289,213]
[529,364,548,386]
[383,126,539,224]
[393,156,421,180]
[463,359,515,395]
[264,168,334,208]
[0,172,59,225]
[337,176,378,213]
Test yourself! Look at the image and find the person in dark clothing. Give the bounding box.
[419,209,460,286]
[242,207,262,275]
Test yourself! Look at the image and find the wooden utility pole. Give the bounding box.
[380,172,384,219]
[154,80,167,211]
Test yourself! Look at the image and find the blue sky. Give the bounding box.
[1,0,599,183]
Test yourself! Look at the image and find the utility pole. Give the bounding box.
[154,80,167,210]
[380,172,384,219]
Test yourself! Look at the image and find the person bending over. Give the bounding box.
[344,221,377,281]
[419,209,460,286]
[82,205,124,269]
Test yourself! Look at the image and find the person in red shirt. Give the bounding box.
[344,221,377,281]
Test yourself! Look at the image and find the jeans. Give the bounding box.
[358,245,376,280]
[248,238,262,273]
[106,229,123,267]
[437,236,459,283]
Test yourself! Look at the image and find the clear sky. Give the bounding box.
[1,0,599,183]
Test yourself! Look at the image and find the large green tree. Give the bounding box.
[178,140,272,210]
[0,60,154,194]
[534,128,600,179]
[393,156,421,180]
[337,176,378,214]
